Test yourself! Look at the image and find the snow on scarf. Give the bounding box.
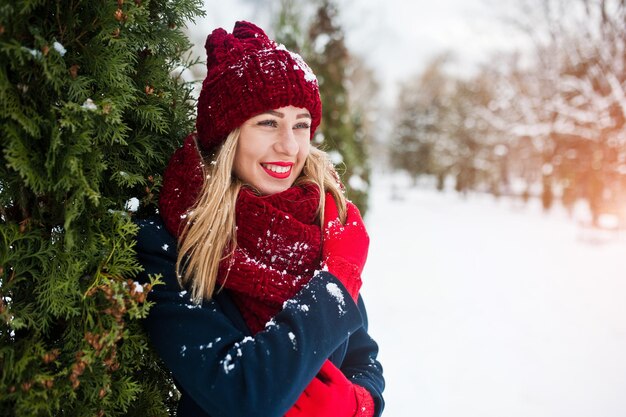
[218,184,322,334]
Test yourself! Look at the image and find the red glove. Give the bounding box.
[322,194,369,302]
[285,360,375,417]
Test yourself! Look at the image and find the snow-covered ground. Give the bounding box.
[361,172,626,417]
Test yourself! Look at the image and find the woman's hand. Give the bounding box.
[321,194,369,302]
[285,360,375,417]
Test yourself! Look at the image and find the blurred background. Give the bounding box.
[185,1,626,416]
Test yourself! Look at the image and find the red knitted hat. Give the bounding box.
[195,20,322,152]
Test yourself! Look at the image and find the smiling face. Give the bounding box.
[233,105,312,195]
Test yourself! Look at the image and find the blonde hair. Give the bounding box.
[176,130,347,303]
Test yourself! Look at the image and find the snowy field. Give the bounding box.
[361,172,626,417]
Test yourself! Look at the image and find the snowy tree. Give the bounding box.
[475,51,559,206]
[306,0,370,213]
[272,0,307,52]
[391,55,502,194]
[479,0,626,218]
[0,0,202,415]
[390,56,453,186]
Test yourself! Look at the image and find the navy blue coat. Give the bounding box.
[135,217,385,417]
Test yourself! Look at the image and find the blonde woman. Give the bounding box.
[135,21,384,417]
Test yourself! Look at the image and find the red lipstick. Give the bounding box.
[261,162,293,179]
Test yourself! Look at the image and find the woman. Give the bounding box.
[135,21,384,417]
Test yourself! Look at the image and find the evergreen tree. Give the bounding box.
[306,0,370,213]
[273,0,307,52]
[0,0,202,415]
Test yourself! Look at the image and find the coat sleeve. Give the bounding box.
[134,218,364,417]
[339,296,386,417]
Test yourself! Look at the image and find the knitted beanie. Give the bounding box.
[195,20,322,152]
[159,21,322,237]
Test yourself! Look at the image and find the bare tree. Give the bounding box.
[477,0,626,219]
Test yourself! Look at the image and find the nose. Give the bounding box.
[274,126,299,156]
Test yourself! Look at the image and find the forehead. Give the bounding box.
[255,106,311,118]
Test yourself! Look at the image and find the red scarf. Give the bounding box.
[217,184,322,334]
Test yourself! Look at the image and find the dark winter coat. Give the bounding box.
[134,217,385,417]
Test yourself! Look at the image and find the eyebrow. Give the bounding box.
[263,110,312,119]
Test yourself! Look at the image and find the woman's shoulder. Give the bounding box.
[134,215,178,256]
[134,215,181,290]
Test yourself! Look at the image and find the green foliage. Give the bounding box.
[0,0,203,415]
[273,0,306,52]
[307,0,370,213]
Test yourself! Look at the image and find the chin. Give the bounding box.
[256,181,294,196]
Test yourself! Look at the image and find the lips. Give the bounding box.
[261,162,293,179]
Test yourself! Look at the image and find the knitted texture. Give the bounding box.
[323,256,362,301]
[217,184,322,333]
[321,194,369,302]
[196,20,322,153]
[286,360,376,417]
[159,133,204,237]
[354,384,376,417]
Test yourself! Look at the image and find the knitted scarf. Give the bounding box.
[217,184,322,334]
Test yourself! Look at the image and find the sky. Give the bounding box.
[187,0,533,106]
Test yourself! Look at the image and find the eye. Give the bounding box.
[294,122,311,130]
[257,119,278,127]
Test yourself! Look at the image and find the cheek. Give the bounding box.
[232,158,243,179]
[298,139,311,160]
[294,141,310,176]
[232,143,254,180]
